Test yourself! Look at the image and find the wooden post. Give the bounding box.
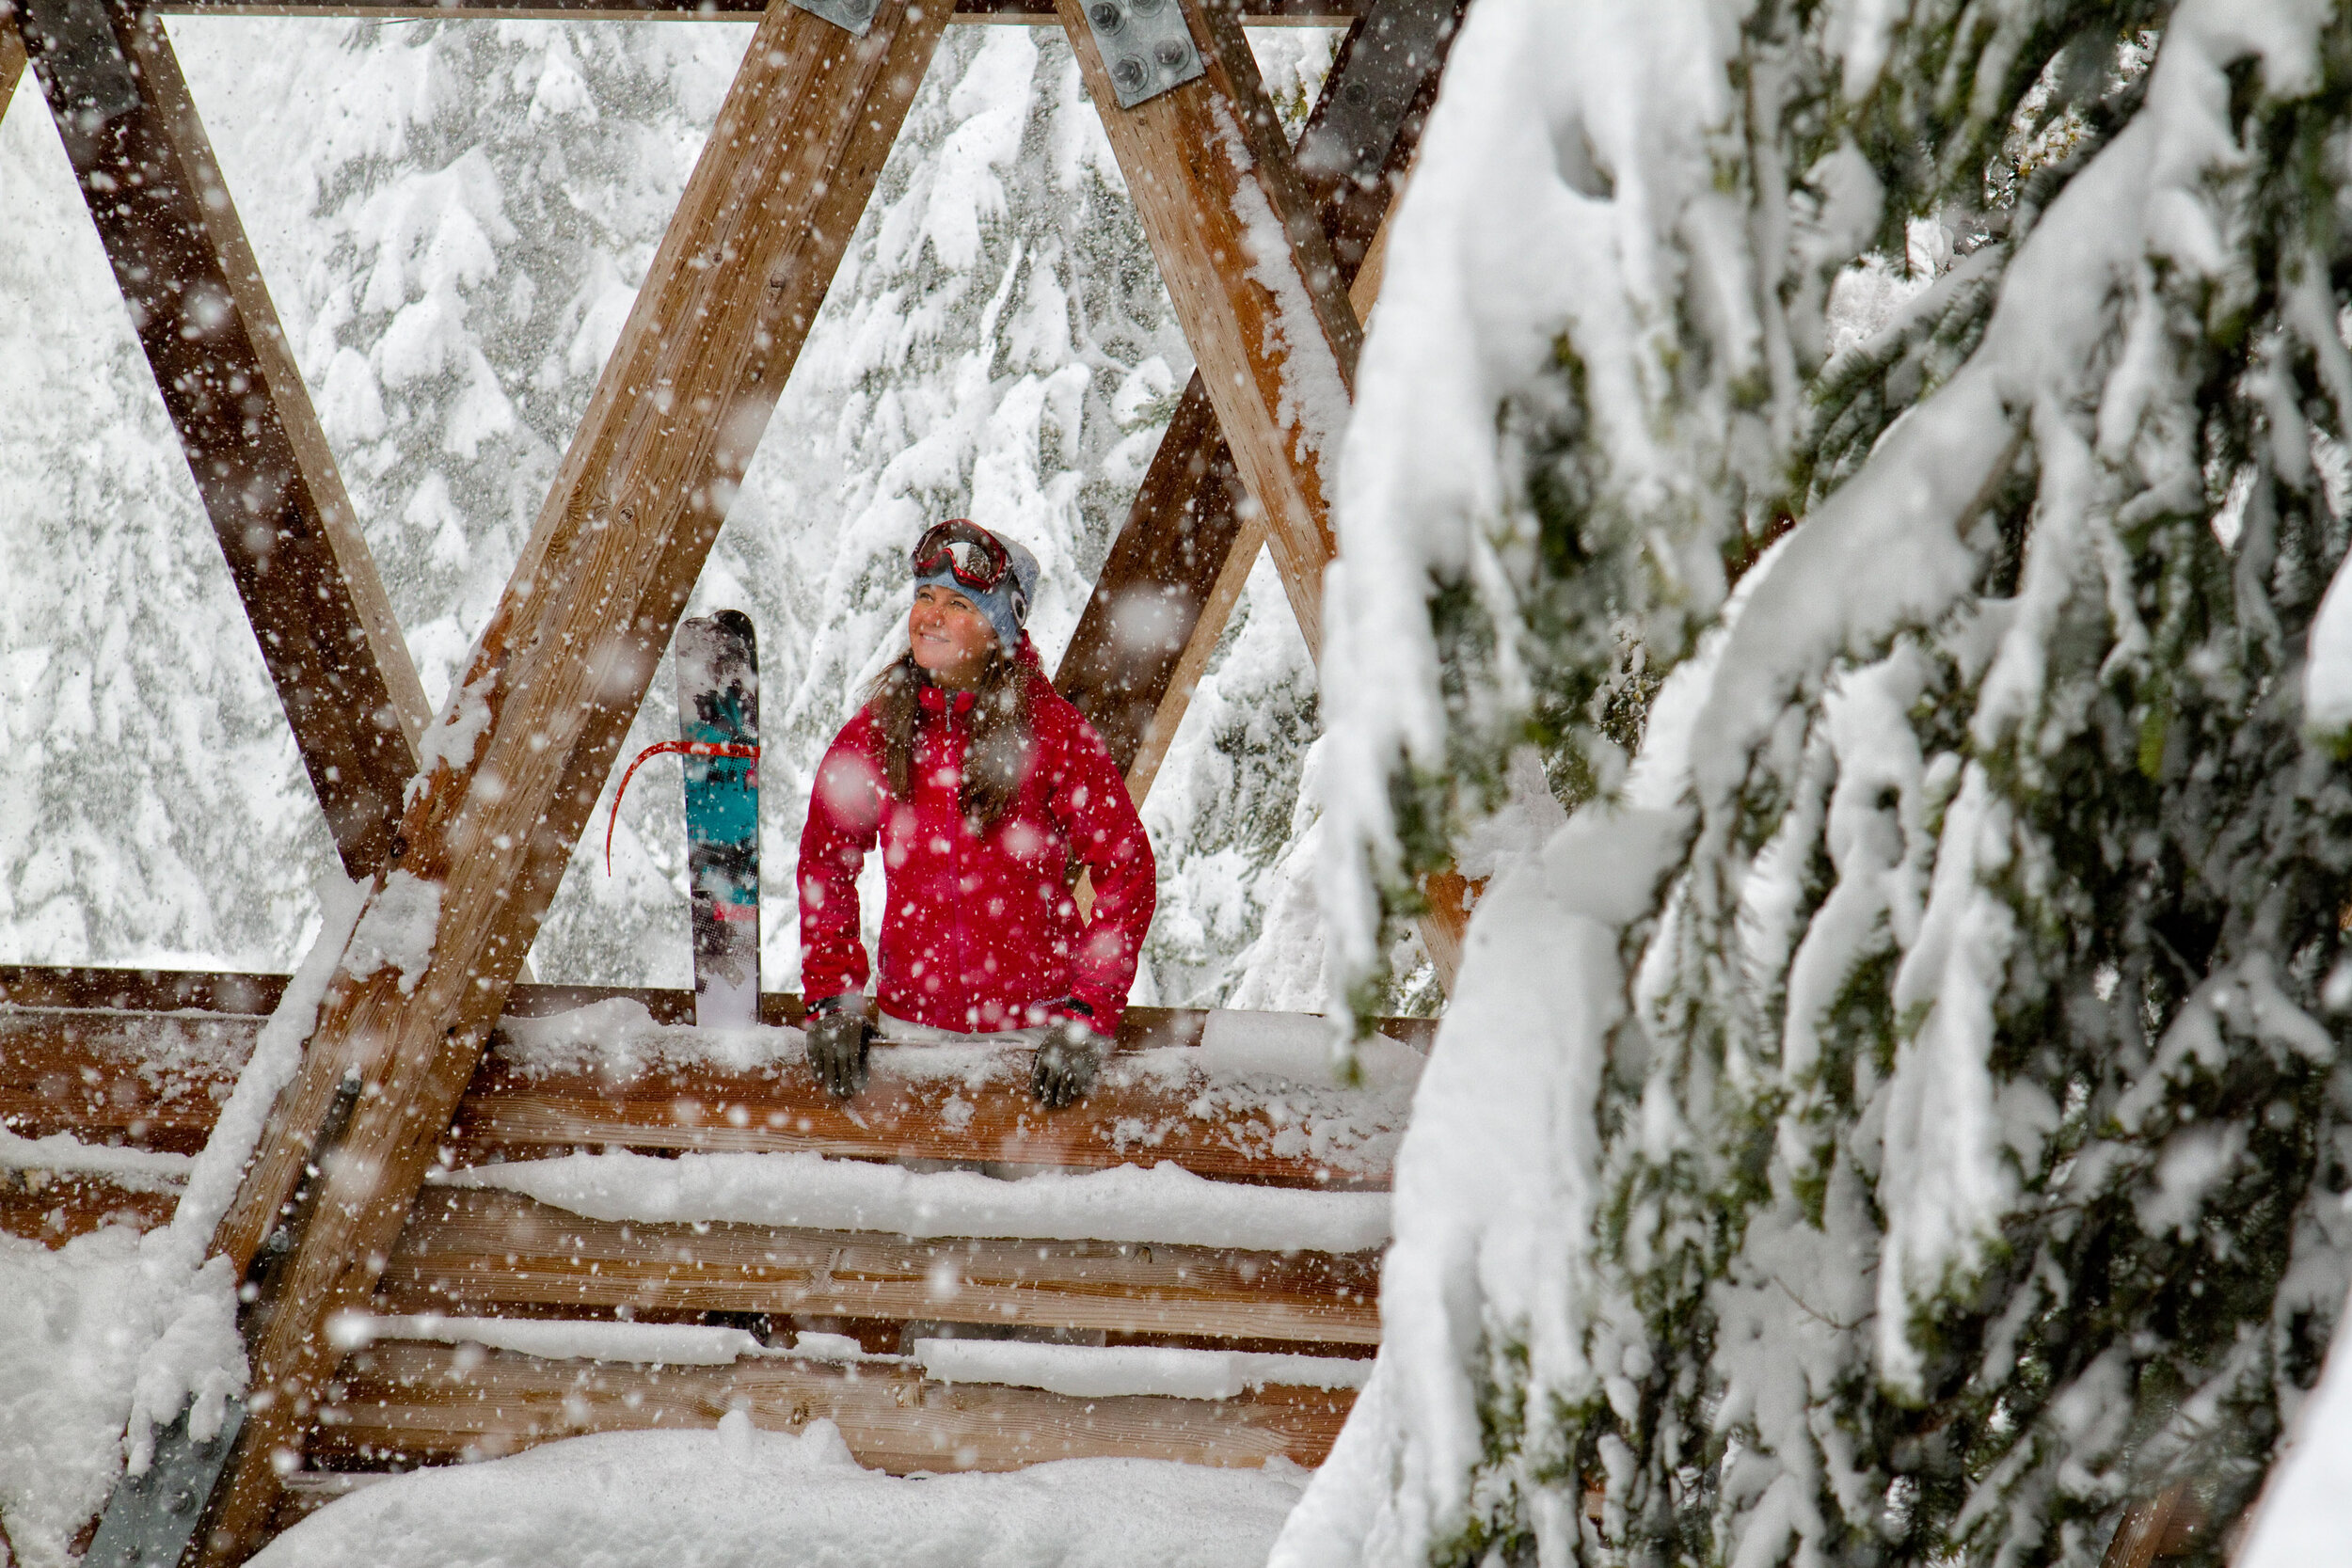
[1057,0,1359,658]
[1058,0,1472,980]
[1054,0,1460,799]
[0,15,24,115]
[191,1,950,1556]
[12,0,433,879]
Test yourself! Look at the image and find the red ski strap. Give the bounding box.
[605,740,762,874]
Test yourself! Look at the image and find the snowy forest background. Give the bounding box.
[0,15,1359,1010]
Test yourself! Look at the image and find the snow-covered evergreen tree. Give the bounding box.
[1296,0,2352,1563]
[0,88,339,966]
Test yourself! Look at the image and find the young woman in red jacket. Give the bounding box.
[797,519,1157,1106]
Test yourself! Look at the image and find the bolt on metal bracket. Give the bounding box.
[1083,0,1203,110]
[788,0,881,38]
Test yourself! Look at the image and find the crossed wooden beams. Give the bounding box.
[5,0,1466,1554]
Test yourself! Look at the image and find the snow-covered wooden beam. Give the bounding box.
[1054,0,1460,798]
[0,15,24,114]
[1057,0,1473,982]
[8,0,435,881]
[148,0,1365,20]
[1057,0,1358,659]
[310,1339,1353,1474]
[378,1189,1385,1343]
[190,1,951,1556]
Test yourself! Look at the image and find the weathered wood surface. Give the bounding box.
[310,1339,1355,1473]
[1057,0,1359,662]
[0,1027,1406,1193]
[0,16,24,116]
[151,0,1366,18]
[13,2,431,879]
[0,1169,177,1243]
[375,1188,1383,1343]
[0,984,1425,1196]
[1055,0,1461,796]
[195,2,955,1553]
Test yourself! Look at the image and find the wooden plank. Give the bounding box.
[193,4,954,1551]
[374,1188,1383,1343]
[0,1170,177,1244]
[0,992,1425,1188]
[1054,0,1473,984]
[0,16,24,117]
[1057,0,1359,662]
[450,1037,1407,1190]
[0,964,288,1015]
[310,1339,1354,1472]
[1053,0,1461,790]
[13,3,433,880]
[146,0,1368,18]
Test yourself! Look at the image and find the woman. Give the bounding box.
[797,519,1156,1106]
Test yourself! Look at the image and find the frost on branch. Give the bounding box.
[1304,0,2352,1562]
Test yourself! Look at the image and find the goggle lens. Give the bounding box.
[914,523,1008,592]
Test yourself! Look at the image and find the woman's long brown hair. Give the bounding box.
[864,650,1035,829]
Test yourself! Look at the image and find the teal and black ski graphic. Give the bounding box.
[605,612,762,1028]
[675,612,760,1028]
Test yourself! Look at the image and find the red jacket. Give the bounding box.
[797,649,1155,1037]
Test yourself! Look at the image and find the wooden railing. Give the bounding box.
[0,968,1416,1532]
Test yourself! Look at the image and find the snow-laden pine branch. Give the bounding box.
[1308,0,2352,1560]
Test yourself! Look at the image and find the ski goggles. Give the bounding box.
[911,519,1011,594]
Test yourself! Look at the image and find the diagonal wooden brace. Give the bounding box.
[1058,0,1472,979]
[188,3,950,1558]
[1053,0,1463,800]
[1058,0,1358,659]
[10,0,432,879]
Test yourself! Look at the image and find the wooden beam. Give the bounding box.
[0,15,24,116]
[0,988,1425,1191]
[310,1339,1354,1473]
[191,1,950,1553]
[1057,0,1359,660]
[375,1188,1383,1343]
[12,1,433,881]
[444,1041,1404,1188]
[146,0,1367,19]
[1055,0,1459,792]
[1056,0,1473,979]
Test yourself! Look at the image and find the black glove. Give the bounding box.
[805,1000,872,1099]
[1030,1010,1107,1107]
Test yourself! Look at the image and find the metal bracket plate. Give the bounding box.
[1082,0,1203,110]
[18,0,139,124]
[83,1398,248,1568]
[787,0,880,37]
[1292,0,1457,187]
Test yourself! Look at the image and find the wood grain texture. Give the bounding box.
[151,0,1368,16]
[310,1339,1355,1472]
[1057,0,1359,660]
[448,1042,1406,1190]
[0,17,24,116]
[0,1170,177,1244]
[375,1188,1383,1342]
[14,3,431,879]
[1051,0,1462,794]
[194,5,952,1555]
[0,987,1426,1186]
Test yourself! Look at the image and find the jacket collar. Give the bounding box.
[917,684,977,717]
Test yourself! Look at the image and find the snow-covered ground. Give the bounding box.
[248,1417,1309,1568]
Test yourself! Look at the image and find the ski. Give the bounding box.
[674,612,760,1029]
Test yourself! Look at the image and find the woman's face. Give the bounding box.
[910,583,996,689]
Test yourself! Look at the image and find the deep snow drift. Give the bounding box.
[247,1415,1308,1568]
